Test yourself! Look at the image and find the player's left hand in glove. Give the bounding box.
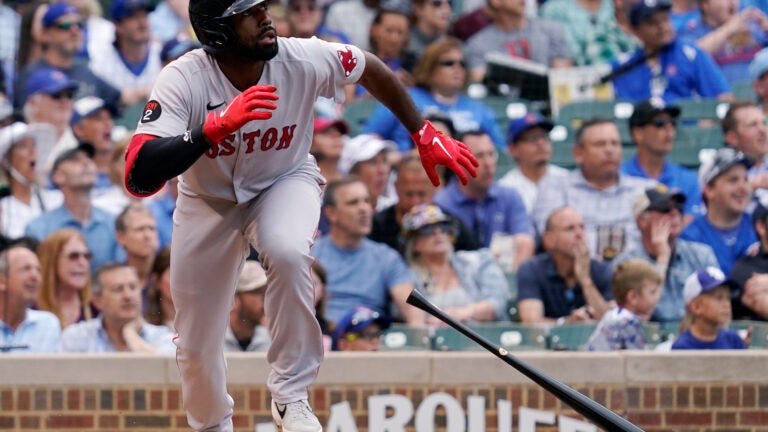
[203,84,279,144]
[410,120,479,186]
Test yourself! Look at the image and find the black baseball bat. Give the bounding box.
[406,289,644,432]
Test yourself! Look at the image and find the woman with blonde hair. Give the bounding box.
[362,36,504,151]
[402,204,510,325]
[36,228,97,328]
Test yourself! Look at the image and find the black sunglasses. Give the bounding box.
[430,0,452,6]
[49,89,76,100]
[54,21,85,31]
[438,59,466,68]
[649,118,676,128]
[416,221,457,237]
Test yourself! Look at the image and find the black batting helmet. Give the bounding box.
[189,0,266,55]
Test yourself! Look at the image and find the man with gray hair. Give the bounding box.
[0,242,61,353]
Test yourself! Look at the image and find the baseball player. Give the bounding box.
[123,0,478,430]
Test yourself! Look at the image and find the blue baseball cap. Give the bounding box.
[332,306,390,349]
[25,67,79,100]
[506,113,553,144]
[110,0,155,21]
[629,0,671,27]
[42,2,80,28]
[683,267,734,305]
[160,37,201,63]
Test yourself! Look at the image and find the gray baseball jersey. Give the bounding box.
[135,36,365,201]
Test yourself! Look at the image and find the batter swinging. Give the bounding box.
[124,0,478,430]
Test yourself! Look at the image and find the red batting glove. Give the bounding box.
[410,120,479,186]
[202,84,279,144]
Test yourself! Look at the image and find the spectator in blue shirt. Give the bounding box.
[677,0,768,85]
[60,262,176,353]
[681,148,758,274]
[147,177,177,250]
[612,0,732,103]
[362,37,505,150]
[434,131,535,271]
[311,177,420,325]
[613,185,720,322]
[621,98,703,220]
[25,142,123,270]
[672,266,747,349]
[0,243,61,354]
[517,206,615,324]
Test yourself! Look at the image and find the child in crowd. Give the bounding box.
[586,259,662,351]
[672,267,747,350]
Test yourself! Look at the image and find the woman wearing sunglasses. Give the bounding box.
[402,204,509,324]
[363,37,505,151]
[35,228,98,328]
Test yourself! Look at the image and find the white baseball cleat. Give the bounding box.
[271,399,322,432]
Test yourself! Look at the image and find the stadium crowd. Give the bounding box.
[3,0,768,354]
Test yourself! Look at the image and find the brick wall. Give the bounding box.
[1,351,766,431]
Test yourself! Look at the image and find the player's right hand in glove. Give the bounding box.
[410,120,479,186]
[203,84,279,144]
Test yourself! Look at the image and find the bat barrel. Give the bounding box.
[405,289,644,432]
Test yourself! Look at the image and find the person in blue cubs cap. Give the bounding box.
[13,2,122,111]
[621,97,702,220]
[672,267,747,350]
[498,113,568,215]
[332,306,390,351]
[611,0,732,103]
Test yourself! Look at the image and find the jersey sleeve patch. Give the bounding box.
[336,46,359,77]
[140,100,163,123]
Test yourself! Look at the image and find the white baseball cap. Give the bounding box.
[236,260,268,294]
[338,134,396,175]
[0,122,34,160]
[683,267,732,306]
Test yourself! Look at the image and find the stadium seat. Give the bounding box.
[381,324,432,351]
[114,100,146,130]
[550,125,577,169]
[676,98,730,126]
[729,320,768,349]
[555,100,634,130]
[731,81,755,101]
[496,150,517,180]
[642,322,663,348]
[343,98,381,136]
[481,96,534,134]
[432,323,549,351]
[669,127,725,168]
[547,322,598,351]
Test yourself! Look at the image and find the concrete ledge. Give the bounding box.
[3,351,767,387]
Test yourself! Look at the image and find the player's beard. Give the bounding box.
[235,30,279,61]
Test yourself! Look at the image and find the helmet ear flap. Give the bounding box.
[190,13,237,55]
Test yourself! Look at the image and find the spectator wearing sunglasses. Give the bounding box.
[363,37,505,150]
[286,0,350,43]
[611,185,719,323]
[13,3,121,112]
[35,228,99,328]
[621,98,703,222]
[332,306,390,351]
[25,143,124,271]
[680,149,758,275]
[401,204,510,324]
[408,0,453,61]
[20,67,79,154]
